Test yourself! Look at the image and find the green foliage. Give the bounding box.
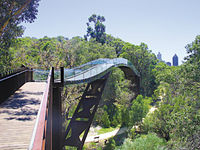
[117,133,166,150]
[142,92,200,149]
[102,68,132,105]
[140,112,155,134]
[97,127,117,135]
[84,14,106,44]
[120,107,130,127]
[104,138,116,150]
[185,35,200,63]
[96,68,133,127]
[120,95,151,127]
[9,36,117,70]
[120,42,157,96]
[106,34,125,56]
[141,35,200,149]
[129,95,151,126]
[101,106,111,128]
[128,128,137,139]
[0,0,40,72]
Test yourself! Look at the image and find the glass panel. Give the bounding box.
[32,58,139,84]
[64,58,139,84]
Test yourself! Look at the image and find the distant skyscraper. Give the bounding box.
[157,52,162,61]
[173,54,178,66]
[166,62,171,66]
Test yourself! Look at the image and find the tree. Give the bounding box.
[106,34,125,56]
[184,35,200,82]
[185,35,200,63]
[0,0,40,37]
[121,107,130,127]
[129,95,151,126]
[101,110,110,128]
[121,42,157,96]
[84,14,106,44]
[140,37,200,149]
[0,0,40,72]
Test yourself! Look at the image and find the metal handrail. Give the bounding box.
[0,70,27,82]
[0,67,27,79]
[0,67,33,103]
[29,69,53,150]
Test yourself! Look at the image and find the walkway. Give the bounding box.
[85,127,128,143]
[0,82,46,150]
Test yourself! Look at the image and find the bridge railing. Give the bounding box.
[29,68,53,150]
[0,67,33,103]
[0,67,27,79]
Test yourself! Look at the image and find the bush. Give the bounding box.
[141,92,200,149]
[140,112,155,134]
[129,95,152,126]
[117,133,166,150]
[101,111,110,128]
[104,138,116,150]
[120,107,130,127]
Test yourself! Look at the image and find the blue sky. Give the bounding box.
[22,0,200,64]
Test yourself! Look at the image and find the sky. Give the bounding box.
[22,0,200,64]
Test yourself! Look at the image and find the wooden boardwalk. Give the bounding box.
[0,82,46,150]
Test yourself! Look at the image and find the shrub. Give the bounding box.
[101,111,110,128]
[129,95,152,126]
[120,107,130,127]
[117,133,166,150]
[104,138,116,150]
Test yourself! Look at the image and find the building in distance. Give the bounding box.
[172,54,178,66]
[157,52,178,66]
[157,52,162,62]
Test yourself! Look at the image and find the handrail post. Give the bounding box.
[30,68,33,81]
[52,67,64,150]
[61,67,64,85]
[52,67,54,84]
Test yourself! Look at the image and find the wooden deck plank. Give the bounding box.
[0,82,46,150]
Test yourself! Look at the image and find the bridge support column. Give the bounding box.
[63,73,109,150]
[52,67,64,150]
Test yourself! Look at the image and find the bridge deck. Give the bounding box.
[0,82,46,150]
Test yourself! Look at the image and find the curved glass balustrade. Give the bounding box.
[33,58,139,84]
[64,58,139,84]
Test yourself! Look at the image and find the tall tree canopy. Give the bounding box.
[84,14,106,44]
[0,0,40,72]
[0,0,40,37]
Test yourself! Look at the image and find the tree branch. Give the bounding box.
[0,0,32,37]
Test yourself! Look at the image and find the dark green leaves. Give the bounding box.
[85,14,106,44]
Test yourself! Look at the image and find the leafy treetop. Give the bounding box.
[84,14,106,44]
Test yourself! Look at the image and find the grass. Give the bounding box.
[80,126,117,138]
[97,126,119,135]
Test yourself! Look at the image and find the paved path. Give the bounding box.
[85,127,128,143]
[0,82,46,150]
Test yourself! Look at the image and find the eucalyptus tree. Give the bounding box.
[0,0,40,71]
[84,14,106,44]
[0,0,40,37]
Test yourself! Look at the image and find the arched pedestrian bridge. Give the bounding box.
[0,58,140,150]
